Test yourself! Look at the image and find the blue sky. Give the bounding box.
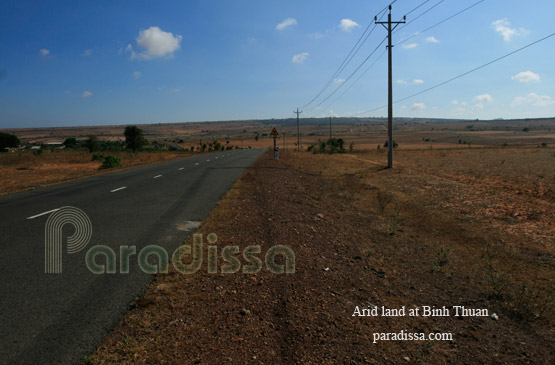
[1,0,554,128]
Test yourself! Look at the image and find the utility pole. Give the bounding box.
[294,108,302,151]
[376,5,405,169]
[283,132,286,150]
[329,116,332,154]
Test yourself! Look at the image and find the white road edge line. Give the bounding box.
[195,162,199,165]
[110,186,127,193]
[153,175,162,179]
[178,167,184,170]
[26,208,60,220]
[206,159,210,162]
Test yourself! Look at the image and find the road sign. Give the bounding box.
[271,128,279,160]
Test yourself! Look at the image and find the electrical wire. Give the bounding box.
[299,0,398,110]
[349,31,555,117]
[304,36,388,114]
[299,9,387,110]
[306,50,388,116]
[396,0,486,46]
[403,0,431,17]
[393,0,445,36]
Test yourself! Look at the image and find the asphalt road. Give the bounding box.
[0,149,264,364]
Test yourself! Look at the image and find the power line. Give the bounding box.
[299,8,387,110]
[299,0,398,110]
[304,36,387,114]
[307,50,387,116]
[303,1,436,116]
[394,0,445,35]
[396,0,486,46]
[350,31,555,117]
[403,0,431,17]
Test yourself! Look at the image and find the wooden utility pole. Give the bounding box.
[294,108,302,151]
[376,5,405,168]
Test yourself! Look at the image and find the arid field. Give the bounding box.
[1,118,554,362]
[87,145,553,363]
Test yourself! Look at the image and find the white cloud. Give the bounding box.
[425,36,439,43]
[334,78,345,84]
[339,19,360,32]
[276,18,297,31]
[81,91,93,99]
[410,103,426,111]
[511,71,540,83]
[491,18,529,42]
[81,49,92,56]
[327,109,339,117]
[511,92,555,107]
[403,43,418,49]
[474,94,493,109]
[451,100,459,105]
[292,52,309,64]
[127,26,182,60]
[133,71,142,79]
[397,79,423,85]
[311,32,325,40]
[125,44,136,59]
[39,49,50,56]
[475,94,493,103]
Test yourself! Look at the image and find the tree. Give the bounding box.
[124,126,147,152]
[85,135,101,152]
[63,137,77,148]
[0,132,20,151]
[383,140,398,148]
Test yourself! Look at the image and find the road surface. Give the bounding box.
[0,149,264,364]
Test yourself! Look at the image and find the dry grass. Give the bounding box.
[86,147,553,363]
[0,150,195,195]
[294,146,554,322]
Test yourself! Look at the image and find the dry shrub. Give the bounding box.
[341,173,365,199]
[376,190,393,214]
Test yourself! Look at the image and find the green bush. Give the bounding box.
[91,153,105,161]
[99,155,121,170]
[0,132,20,151]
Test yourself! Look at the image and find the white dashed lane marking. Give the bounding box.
[110,186,127,193]
[26,208,60,220]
